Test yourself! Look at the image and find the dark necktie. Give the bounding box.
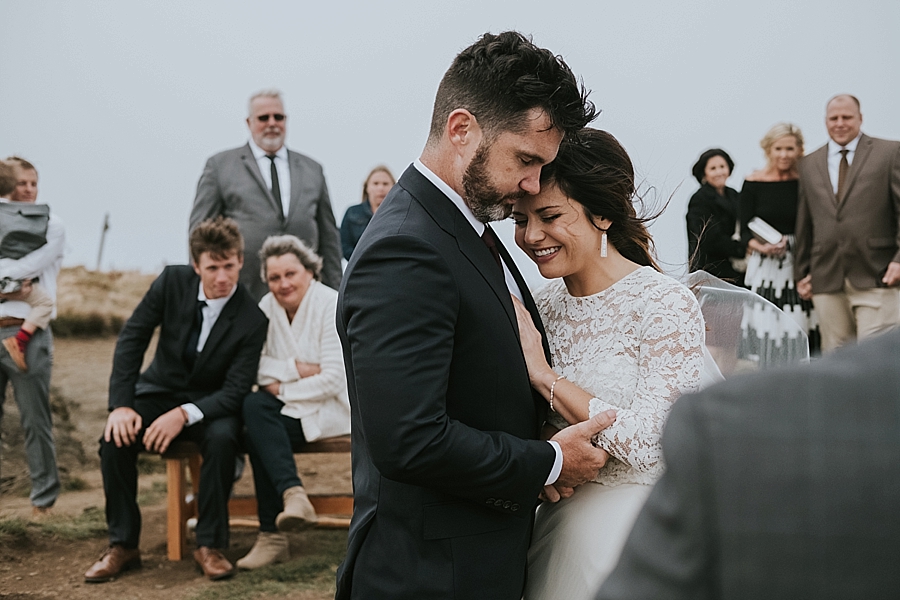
[267,154,284,217]
[183,300,207,369]
[481,226,502,271]
[836,148,849,202]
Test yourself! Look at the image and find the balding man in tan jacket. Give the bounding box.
[794,94,900,351]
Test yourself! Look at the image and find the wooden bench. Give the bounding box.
[162,435,353,560]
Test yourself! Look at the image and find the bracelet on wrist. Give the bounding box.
[549,375,565,412]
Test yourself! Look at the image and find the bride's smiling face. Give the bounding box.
[512,183,605,281]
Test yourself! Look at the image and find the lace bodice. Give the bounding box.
[536,267,704,486]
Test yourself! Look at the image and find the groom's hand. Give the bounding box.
[552,410,616,489]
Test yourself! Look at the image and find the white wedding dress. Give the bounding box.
[524,267,705,600]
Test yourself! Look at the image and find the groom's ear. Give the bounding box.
[446,109,482,150]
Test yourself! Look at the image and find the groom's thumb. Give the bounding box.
[578,409,616,437]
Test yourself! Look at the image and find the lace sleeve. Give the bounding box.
[589,286,704,473]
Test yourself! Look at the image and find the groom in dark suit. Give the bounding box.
[84,217,268,583]
[596,329,900,599]
[336,32,615,600]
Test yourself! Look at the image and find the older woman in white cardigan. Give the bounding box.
[237,235,351,570]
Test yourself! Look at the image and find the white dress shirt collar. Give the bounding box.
[828,132,861,159]
[826,133,863,193]
[248,138,288,162]
[196,282,237,351]
[414,159,485,236]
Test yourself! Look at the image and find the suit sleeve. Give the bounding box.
[342,234,553,512]
[193,313,268,420]
[595,396,715,600]
[108,268,169,410]
[890,143,900,264]
[739,182,756,247]
[314,177,343,290]
[794,170,813,280]
[190,156,223,233]
[686,193,704,270]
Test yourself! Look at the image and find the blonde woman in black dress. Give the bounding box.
[740,123,820,359]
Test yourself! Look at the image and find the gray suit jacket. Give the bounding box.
[190,143,342,299]
[596,330,900,600]
[794,133,900,293]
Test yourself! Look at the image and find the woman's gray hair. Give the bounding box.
[258,235,323,282]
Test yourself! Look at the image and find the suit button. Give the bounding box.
[511,504,519,512]
[503,501,511,509]
[486,498,495,505]
[494,499,503,507]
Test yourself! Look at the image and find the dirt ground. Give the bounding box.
[0,337,351,600]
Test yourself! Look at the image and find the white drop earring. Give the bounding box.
[600,232,608,258]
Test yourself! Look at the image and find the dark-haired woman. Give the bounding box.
[339,166,395,260]
[686,148,746,286]
[511,129,705,598]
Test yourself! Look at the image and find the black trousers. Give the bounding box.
[99,392,240,549]
[242,390,305,532]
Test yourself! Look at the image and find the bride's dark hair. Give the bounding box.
[540,127,660,271]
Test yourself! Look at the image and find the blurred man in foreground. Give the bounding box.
[596,330,900,599]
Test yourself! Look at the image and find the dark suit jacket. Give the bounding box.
[108,265,268,420]
[686,184,746,284]
[190,144,342,298]
[596,330,900,600]
[795,133,900,293]
[335,166,556,600]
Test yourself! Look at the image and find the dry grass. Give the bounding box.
[54,266,156,337]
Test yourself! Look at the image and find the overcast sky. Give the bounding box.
[2,0,898,289]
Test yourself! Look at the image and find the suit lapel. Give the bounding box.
[811,145,838,206]
[840,134,873,205]
[457,222,519,333]
[192,291,241,373]
[399,167,518,334]
[240,144,283,217]
[287,150,303,221]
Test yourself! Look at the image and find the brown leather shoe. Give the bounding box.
[84,545,141,583]
[2,337,27,372]
[193,546,235,580]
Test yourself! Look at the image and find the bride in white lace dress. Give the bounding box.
[511,129,705,599]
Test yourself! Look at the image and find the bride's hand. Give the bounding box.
[512,295,554,386]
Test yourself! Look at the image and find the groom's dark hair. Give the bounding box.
[427,31,596,142]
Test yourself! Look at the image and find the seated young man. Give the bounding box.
[84,217,268,583]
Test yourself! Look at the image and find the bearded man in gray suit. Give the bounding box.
[190,90,342,299]
[794,94,900,351]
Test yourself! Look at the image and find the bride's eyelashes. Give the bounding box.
[511,214,562,228]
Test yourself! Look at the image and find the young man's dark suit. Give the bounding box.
[335,166,556,600]
[101,265,267,549]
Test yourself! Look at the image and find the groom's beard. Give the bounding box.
[462,144,526,223]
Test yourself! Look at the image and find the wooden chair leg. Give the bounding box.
[188,454,201,516]
[166,457,185,561]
